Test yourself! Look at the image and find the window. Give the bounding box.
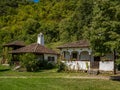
[48,56,55,61]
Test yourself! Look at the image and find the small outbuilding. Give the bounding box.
[3,41,25,49]
[10,33,58,63]
[1,41,25,64]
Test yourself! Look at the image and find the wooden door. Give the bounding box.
[91,56,100,69]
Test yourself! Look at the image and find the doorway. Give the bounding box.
[91,56,100,69]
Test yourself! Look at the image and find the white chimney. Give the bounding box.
[37,33,44,45]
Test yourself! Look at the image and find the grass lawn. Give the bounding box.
[0,65,120,90]
[0,65,113,77]
[0,78,120,90]
[0,65,90,77]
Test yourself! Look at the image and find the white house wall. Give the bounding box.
[99,53,114,71]
[62,60,114,71]
[44,54,57,63]
[99,61,114,71]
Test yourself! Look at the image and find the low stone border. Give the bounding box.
[110,76,120,81]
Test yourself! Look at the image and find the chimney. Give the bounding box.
[37,33,44,45]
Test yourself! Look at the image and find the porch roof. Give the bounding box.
[9,43,58,55]
[57,40,90,49]
[3,41,25,47]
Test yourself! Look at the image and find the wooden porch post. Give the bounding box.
[113,49,116,74]
[89,52,92,69]
[78,51,81,61]
[2,47,7,64]
[60,51,62,61]
[77,54,79,61]
[70,51,72,61]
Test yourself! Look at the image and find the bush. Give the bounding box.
[57,62,67,72]
[20,54,57,71]
[0,65,10,71]
[20,53,39,72]
[37,60,48,70]
[37,60,56,70]
[46,62,56,69]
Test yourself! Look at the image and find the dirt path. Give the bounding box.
[0,76,110,80]
[64,76,109,80]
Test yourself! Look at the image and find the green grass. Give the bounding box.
[0,78,120,90]
[0,65,120,90]
[0,68,89,77]
[0,64,88,77]
[0,65,113,77]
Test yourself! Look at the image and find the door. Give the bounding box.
[91,56,100,69]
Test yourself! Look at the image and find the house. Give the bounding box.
[9,33,58,64]
[57,40,114,72]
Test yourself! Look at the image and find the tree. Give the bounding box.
[88,0,120,74]
[89,1,120,55]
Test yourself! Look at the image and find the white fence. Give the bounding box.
[99,61,114,71]
[62,61,90,70]
[62,60,114,71]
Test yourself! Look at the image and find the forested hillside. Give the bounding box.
[0,0,120,55]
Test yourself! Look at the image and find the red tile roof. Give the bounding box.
[10,43,58,55]
[57,40,90,49]
[3,41,25,47]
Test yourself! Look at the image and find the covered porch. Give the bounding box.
[60,48,93,70]
[61,50,92,61]
[60,50,114,71]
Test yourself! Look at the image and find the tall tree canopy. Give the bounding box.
[88,0,120,55]
[0,0,120,56]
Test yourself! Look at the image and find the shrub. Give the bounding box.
[46,62,56,69]
[20,53,39,72]
[37,60,56,70]
[20,54,57,71]
[37,60,48,69]
[57,62,67,72]
[0,65,10,71]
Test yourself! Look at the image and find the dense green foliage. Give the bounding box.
[57,62,67,72]
[88,0,120,55]
[20,53,56,71]
[20,53,39,71]
[1,0,120,55]
[0,64,10,71]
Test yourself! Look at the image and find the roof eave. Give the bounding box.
[57,46,90,49]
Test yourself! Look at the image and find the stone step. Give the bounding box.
[88,69,99,75]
